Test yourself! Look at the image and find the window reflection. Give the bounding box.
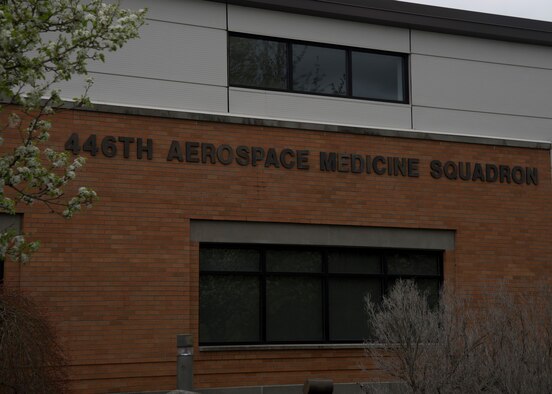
[229,36,288,90]
[292,44,347,95]
[352,51,405,101]
[200,275,260,343]
[266,276,323,342]
[328,278,381,341]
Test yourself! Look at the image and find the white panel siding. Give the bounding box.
[411,54,552,119]
[229,88,412,129]
[119,0,226,29]
[46,0,552,146]
[411,30,552,69]
[89,20,227,86]
[227,5,409,53]
[412,106,552,142]
[58,74,228,113]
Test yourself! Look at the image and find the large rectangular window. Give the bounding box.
[200,245,442,345]
[228,33,409,104]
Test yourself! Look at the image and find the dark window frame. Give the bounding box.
[228,32,410,104]
[200,243,442,346]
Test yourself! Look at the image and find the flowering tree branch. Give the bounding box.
[0,0,146,262]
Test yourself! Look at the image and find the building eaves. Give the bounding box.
[211,0,552,47]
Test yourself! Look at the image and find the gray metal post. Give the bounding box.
[176,334,194,391]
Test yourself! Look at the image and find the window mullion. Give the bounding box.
[404,54,410,104]
[287,42,293,92]
[323,251,330,342]
[347,49,353,97]
[382,252,387,301]
[260,249,267,343]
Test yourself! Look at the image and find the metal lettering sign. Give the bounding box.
[64,134,539,186]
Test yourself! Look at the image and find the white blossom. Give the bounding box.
[0,0,145,261]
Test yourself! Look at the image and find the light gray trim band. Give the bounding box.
[196,382,402,394]
[118,383,402,394]
[190,220,455,251]
[76,103,551,150]
[200,343,364,352]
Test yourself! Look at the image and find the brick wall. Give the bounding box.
[4,109,551,393]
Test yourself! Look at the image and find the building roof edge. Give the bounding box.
[210,0,552,47]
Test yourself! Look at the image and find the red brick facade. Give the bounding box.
[4,109,552,393]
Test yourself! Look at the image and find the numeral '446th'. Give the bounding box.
[64,133,153,160]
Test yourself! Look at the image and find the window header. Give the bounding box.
[191,220,456,251]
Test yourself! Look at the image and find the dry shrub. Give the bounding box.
[363,280,552,394]
[477,284,552,393]
[0,288,68,394]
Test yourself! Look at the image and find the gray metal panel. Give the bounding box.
[121,0,226,28]
[412,106,552,142]
[411,30,552,69]
[89,20,227,86]
[229,88,412,130]
[190,220,456,251]
[58,74,228,114]
[411,54,552,119]
[227,5,409,52]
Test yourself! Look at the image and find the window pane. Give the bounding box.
[200,248,259,272]
[200,275,260,343]
[386,253,439,275]
[266,276,323,342]
[229,36,288,90]
[416,278,441,308]
[292,44,347,95]
[352,52,405,101]
[388,278,440,308]
[329,278,381,341]
[328,250,381,274]
[266,250,322,273]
